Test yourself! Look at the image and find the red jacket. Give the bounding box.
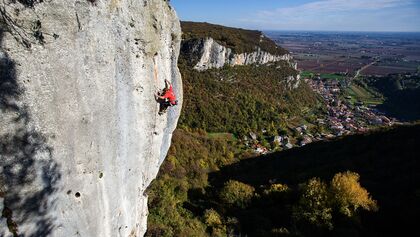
[162,86,177,105]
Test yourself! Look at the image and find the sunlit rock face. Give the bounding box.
[180,36,300,89]
[182,37,293,71]
[0,0,182,236]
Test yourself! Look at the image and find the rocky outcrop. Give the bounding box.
[0,1,181,237]
[286,75,301,89]
[182,37,295,71]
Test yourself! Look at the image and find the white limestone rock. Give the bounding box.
[0,0,182,236]
[187,37,293,71]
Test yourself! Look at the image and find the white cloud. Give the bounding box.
[237,0,419,31]
[258,0,413,17]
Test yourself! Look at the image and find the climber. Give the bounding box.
[155,79,178,115]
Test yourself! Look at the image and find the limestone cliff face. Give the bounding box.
[182,37,296,71]
[0,1,182,237]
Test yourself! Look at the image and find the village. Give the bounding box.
[248,76,397,155]
[308,76,396,130]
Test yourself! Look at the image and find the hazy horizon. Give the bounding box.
[172,0,420,33]
[263,29,420,34]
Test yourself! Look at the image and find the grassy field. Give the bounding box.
[345,84,384,105]
[320,73,346,80]
[207,132,237,140]
[300,71,315,78]
[300,71,346,80]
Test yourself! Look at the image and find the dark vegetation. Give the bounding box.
[207,124,420,236]
[181,21,289,55]
[362,74,420,121]
[147,124,420,237]
[146,128,241,237]
[147,23,329,237]
[147,22,419,237]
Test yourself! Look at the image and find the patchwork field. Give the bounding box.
[267,31,420,76]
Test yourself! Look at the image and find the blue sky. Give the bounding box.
[171,0,420,32]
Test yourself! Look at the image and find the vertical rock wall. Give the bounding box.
[0,0,182,236]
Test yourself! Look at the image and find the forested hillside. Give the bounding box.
[178,60,321,137]
[207,124,420,237]
[362,74,420,121]
[181,21,288,55]
[176,21,325,140]
[143,23,420,237]
[147,22,327,236]
[147,124,420,237]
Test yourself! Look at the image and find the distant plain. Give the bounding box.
[266,31,420,76]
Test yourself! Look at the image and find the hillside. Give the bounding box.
[180,22,293,70]
[146,23,329,237]
[181,21,288,55]
[206,124,420,237]
[340,73,420,121]
[146,22,419,237]
[178,60,322,137]
[147,124,420,237]
[176,22,325,139]
[362,74,420,121]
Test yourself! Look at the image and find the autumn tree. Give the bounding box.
[203,209,226,237]
[293,171,378,233]
[293,178,333,230]
[220,180,255,208]
[330,171,378,217]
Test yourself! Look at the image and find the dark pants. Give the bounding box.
[158,100,171,115]
[156,88,172,115]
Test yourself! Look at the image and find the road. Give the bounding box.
[354,60,379,79]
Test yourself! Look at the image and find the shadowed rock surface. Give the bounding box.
[0,1,182,236]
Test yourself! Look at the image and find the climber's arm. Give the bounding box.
[165,79,172,89]
[155,92,164,100]
[155,91,169,100]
